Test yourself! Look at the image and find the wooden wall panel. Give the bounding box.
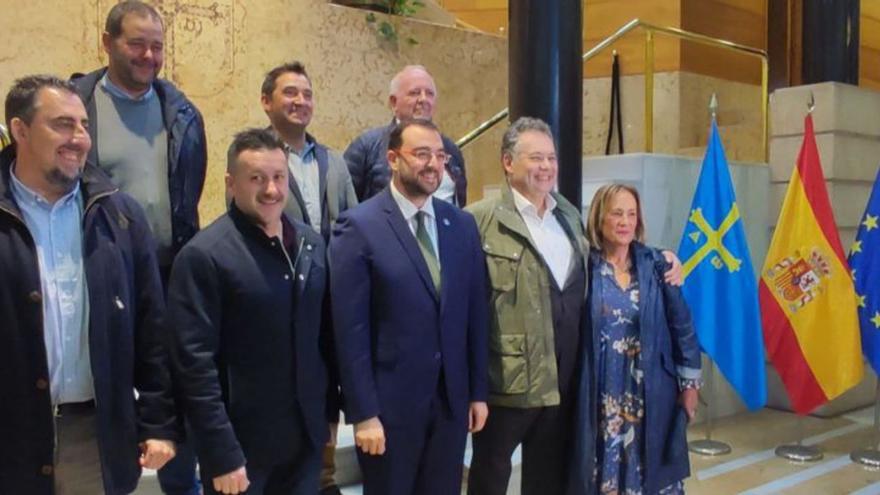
[860,1,880,90]
[680,0,767,84]
[437,0,768,83]
[583,0,681,77]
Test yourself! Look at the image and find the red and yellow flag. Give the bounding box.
[759,114,863,415]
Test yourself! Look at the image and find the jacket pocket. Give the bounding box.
[483,244,521,292]
[488,334,528,395]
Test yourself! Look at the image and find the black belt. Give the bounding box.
[54,400,96,417]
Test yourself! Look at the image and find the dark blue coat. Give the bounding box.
[0,146,176,495]
[343,121,467,205]
[329,189,488,426]
[73,68,208,263]
[166,205,335,479]
[568,242,701,495]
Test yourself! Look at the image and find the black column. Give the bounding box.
[802,0,859,84]
[509,0,583,207]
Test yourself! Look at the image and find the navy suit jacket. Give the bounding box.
[329,189,488,427]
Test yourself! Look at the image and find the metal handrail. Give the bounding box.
[0,124,10,149]
[456,18,770,162]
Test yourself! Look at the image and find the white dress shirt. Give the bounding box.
[511,188,574,288]
[390,181,439,257]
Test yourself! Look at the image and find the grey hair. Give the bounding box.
[388,65,435,97]
[500,116,554,159]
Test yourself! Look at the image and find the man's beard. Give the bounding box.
[400,171,439,198]
[46,167,82,193]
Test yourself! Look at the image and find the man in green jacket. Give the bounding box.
[466,117,681,495]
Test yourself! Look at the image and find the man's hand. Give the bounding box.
[138,439,176,470]
[213,466,249,495]
[679,388,699,422]
[468,401,489,433]
[355,416,386,455]
[662,250,683,286]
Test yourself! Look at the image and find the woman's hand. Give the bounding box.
[679,388,699,422]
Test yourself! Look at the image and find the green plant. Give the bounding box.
[365,0,424,45]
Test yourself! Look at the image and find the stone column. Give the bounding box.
[509,0,583,206]
[801,0,859,84]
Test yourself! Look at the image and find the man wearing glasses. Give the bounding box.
[330,119,489,495]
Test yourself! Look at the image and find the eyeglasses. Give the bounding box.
[399,148,451,166]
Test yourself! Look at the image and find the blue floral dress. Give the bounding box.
[594,258,684,495]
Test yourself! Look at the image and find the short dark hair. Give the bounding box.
[261,61,311,97]
[387,119,439,151]
[501,116,553,159]
[105,1,163,38]
[226,128,285,172]
[5,75,81,141]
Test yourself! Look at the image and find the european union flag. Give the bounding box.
[678,121,767,410]
[849,167,880,373]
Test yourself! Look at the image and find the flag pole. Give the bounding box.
[773,94,825,463]
[850,379,880,466]
[775,415,822,461]
[687,94,732,457]
[688,356,732,455]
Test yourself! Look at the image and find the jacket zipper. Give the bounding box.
[79,189,115,484]
[280,236,306,278]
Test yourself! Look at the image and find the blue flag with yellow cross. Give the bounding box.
[677,120,767,411]
[849,167,880,373]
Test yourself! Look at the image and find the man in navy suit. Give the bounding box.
[330,119,489,495]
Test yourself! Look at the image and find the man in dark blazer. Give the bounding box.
[167,129,334,495]
[343,65,467,206]
[330,119,489,495]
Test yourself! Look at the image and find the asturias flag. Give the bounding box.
[678,120,767,411]
[759,114,863,415]
[849,167,880,373]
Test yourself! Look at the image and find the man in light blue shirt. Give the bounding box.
[1,74,176,494]
[10,172,92,406]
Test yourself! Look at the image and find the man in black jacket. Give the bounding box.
[72,3,208,492]
[72,0,207,279]
[0,74,177,494]
[167,128,334,495]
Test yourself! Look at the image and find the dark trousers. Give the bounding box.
[358,392,468,495]
[467,402,573,495]
[201,446,321,495]
[156,432,200,495]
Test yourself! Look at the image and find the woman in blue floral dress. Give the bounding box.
[573,184,702,495]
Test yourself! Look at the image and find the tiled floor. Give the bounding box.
[134,407,880,494]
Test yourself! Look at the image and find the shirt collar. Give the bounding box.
[511,187,556,219]
[390,181,434,221]
[285,139,316,161]
[10,160,81,207]
[100,73,155,102]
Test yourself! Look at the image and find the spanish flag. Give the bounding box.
[759,114,863,415]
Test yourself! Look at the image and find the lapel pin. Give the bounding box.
[443,218,450,227]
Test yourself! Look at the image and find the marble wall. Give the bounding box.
[0,0,507,222]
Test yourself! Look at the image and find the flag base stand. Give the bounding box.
[850,448,880,467]
[775,444,822,462]
[689,439,732,456]
[850,381,880,468]
[688,359,733,457]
